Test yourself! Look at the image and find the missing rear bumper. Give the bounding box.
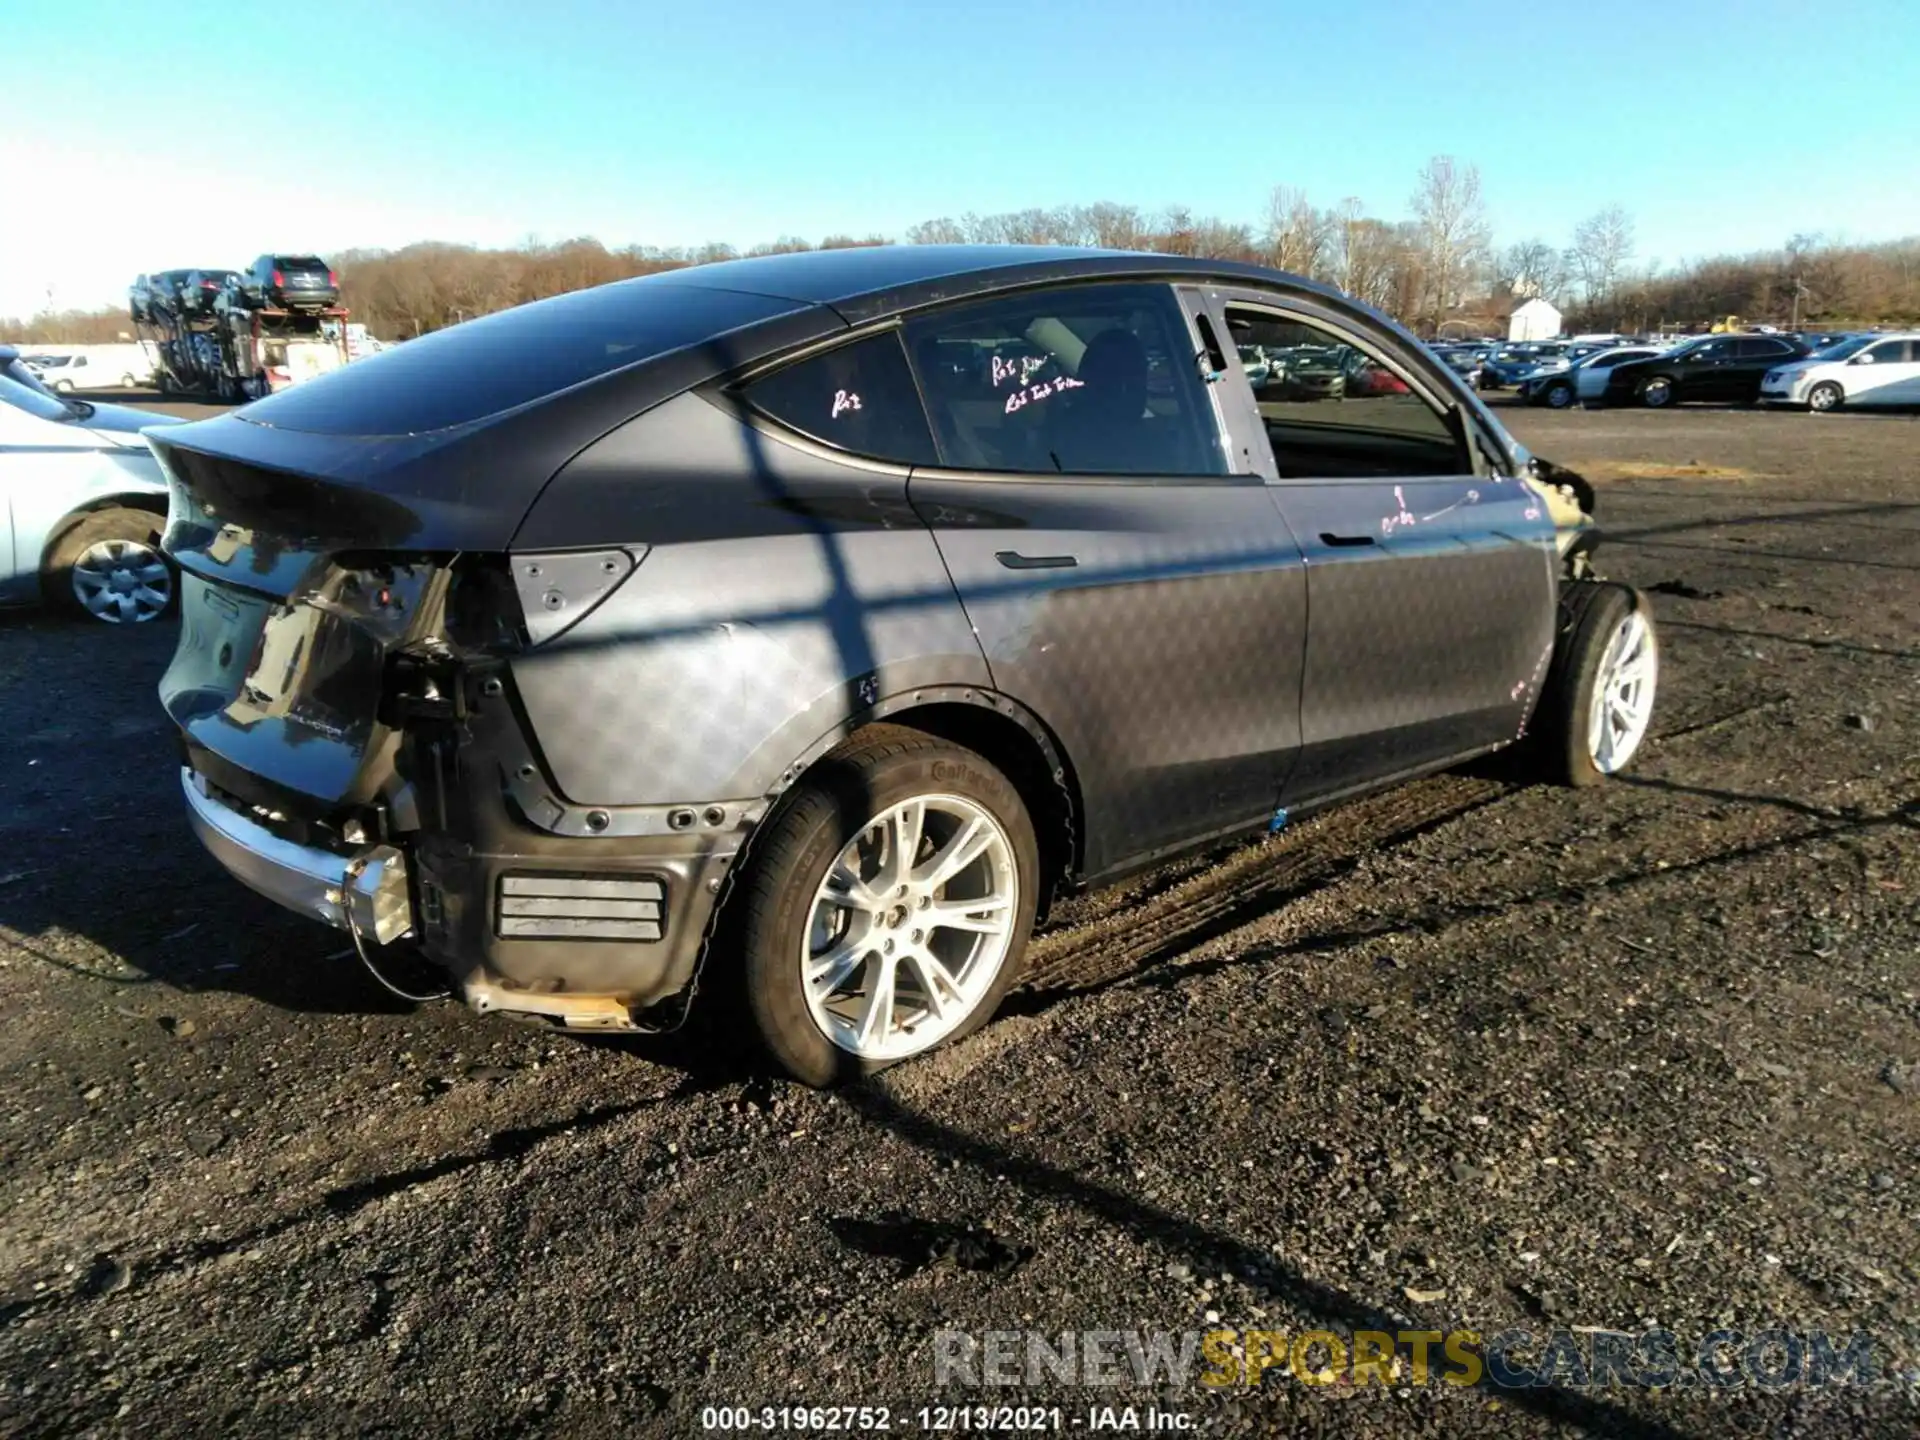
[181,767,415,945]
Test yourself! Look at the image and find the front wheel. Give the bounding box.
[1807,381,1843,413]
[1638,375,1675,408]
[1544,380,1575,409]
[1528,582,1659,787]
[733,725,1038,1086]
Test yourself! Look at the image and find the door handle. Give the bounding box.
[1318,532,1377,548]
[995,551,1078,570]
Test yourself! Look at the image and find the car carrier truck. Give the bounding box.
[134,281,350,401]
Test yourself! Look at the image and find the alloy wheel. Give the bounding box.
[1587,609,1657,773]
[800,794,1018,1062]
[70,538,172,623]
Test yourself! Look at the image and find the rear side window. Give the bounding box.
[1225,308,1470,479]
[233,280,810,436]
[903,282,1226,477]
[741,330,937,465]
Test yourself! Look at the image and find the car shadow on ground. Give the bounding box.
[838,1085,1704,1438]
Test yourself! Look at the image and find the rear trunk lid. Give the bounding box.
[151,428,510,807]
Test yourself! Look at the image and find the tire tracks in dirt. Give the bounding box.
[1014,773,1512,1002]
[1010,698,1791,1005]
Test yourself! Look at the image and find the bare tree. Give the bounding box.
[1568,204,1635,307]
[18,203,1915,348]
[1409,156,1490,331]
[1500,238,1563,300]
[905,217,967,245]
[1188,217,1255,259]
[1156,205,1197,256]
[1083,201,1145,250]
[1266,186,1328,277]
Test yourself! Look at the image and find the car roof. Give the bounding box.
[147,245,1460,552]
[637,244,1338,322]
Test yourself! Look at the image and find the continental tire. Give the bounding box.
[734,725,1038,1087]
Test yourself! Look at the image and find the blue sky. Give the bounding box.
[4,0,1917,316]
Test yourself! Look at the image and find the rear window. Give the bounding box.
[233,279,810,436]
[741,330,937,466]
[278,256,328,271]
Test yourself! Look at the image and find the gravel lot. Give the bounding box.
[1,402,1916,1437]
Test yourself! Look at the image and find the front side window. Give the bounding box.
[1861,339,1908,364]
[903,283,1226,477]
[741,329,937,466]
[1225,307,1469,479]
[1813,335,1870,361]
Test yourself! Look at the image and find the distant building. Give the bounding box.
[1508,297,1563,342]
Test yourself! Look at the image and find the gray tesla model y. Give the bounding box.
[151,245,1655,1084]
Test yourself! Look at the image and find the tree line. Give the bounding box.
[7,156,1917,344]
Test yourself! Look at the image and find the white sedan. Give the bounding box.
[1760,333,1920,412]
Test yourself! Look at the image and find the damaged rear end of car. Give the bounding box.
[153,438,723,1030]
[149,273,841,1031]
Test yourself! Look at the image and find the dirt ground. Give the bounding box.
[1,401,1916,1438]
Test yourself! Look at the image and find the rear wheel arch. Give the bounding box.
[871,700,1080,917]
[771,689,1083,919]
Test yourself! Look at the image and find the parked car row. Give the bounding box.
[1235,341,1412,402]
[130,255,340,324]
[1435,329,1920,413]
